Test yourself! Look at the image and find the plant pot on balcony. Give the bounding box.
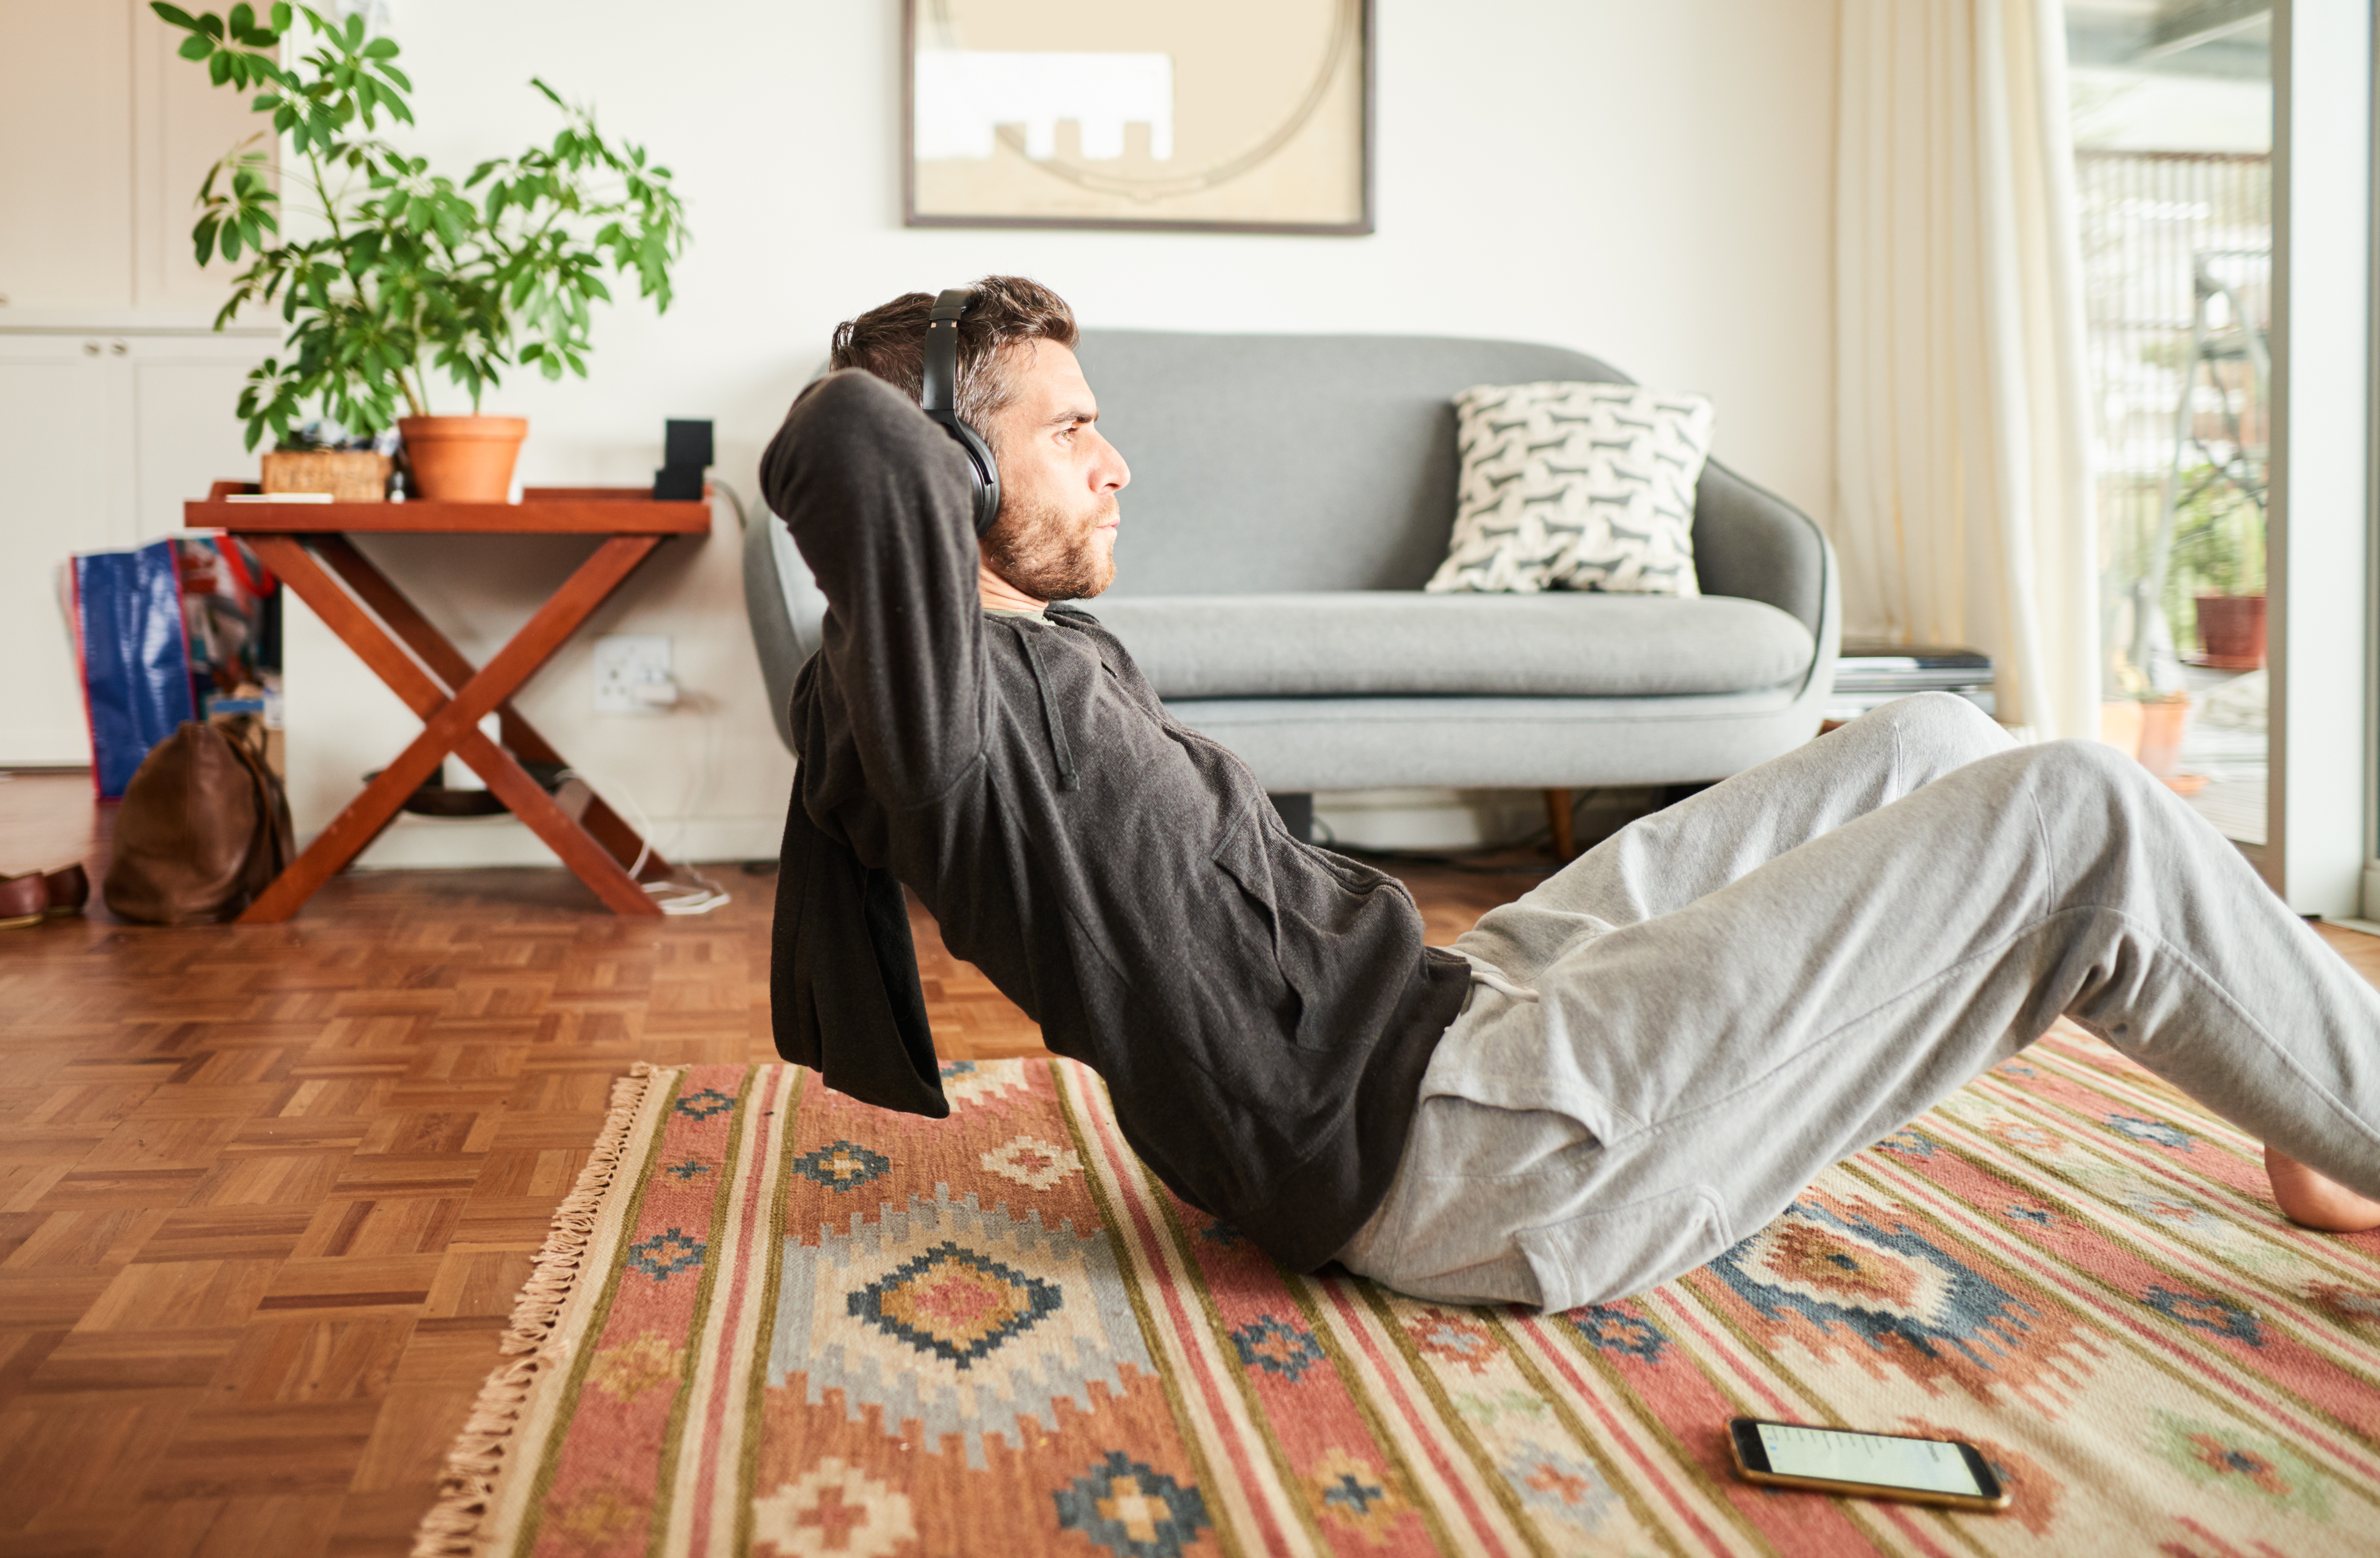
[2135,691,2192,781]
[2104,694,2202,793]
[398,416,528,503]
[2193,592,2267,670]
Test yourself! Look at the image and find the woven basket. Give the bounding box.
[261,449,392,503]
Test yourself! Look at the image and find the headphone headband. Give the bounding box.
[918,286,1002,537]
[921,287,969,417]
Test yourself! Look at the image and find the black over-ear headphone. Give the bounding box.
[919,288,1002,536]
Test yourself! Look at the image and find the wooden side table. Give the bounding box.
[187,483,712,921]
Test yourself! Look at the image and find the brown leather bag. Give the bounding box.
[103,720,295,924]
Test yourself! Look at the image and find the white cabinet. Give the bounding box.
[0,0,282,764]
[0,0,273,317]
[0,329,274,765]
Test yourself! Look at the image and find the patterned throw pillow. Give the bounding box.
[1426,382,1716,595]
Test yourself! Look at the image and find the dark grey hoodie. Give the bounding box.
[762,370,1472,1271]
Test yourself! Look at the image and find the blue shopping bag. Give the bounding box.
[72,539,196,800]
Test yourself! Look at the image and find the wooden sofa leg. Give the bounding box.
[1544,788,1576,862]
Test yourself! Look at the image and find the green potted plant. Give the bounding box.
[157,2,688,500]
[2167,470,2267,670]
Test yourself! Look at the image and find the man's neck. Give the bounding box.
[978,563,1047,615]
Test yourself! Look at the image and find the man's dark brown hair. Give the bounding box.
[829,276,1079,451]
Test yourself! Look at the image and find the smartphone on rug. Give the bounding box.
[1727,1418,2010,1512]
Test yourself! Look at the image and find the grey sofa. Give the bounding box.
[744,329,1838,806]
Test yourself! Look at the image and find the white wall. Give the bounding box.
[283,0,1842,866]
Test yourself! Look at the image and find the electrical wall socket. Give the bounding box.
[593,634,674,715]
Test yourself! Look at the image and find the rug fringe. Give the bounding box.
[410,1062,672,1558]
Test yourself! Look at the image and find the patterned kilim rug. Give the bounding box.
[418,1029,2380,1557]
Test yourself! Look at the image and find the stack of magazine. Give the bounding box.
[1826,641,1995,725]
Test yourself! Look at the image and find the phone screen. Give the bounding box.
[1751,1423,1985,1497]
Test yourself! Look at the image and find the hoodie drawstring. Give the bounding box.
[1459,952,1541,1002]
[1012,622,1080,792]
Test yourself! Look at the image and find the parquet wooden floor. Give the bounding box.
[0,774,1544,1558]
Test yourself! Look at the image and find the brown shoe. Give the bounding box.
[0,874,44,930]
[43,863,88,917]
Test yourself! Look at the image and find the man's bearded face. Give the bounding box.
[980,483,1119,602]
[976,341,1128,603]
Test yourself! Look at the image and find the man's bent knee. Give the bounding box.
[2013,738,2170,828]
[1879,690,2010,766]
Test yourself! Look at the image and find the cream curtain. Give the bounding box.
[1835,0,2098,739]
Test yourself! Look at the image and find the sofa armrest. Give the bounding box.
[1692,458,1827,641]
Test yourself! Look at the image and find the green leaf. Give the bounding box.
[199,11,224,38]
[270,2,291,30]
[178,32,213,59]
[343,10,362,46]
[195,215,220,265]
[208,48,232,84]
[228,3,252,33]
[375,60,411,91]
[362,36,396,58]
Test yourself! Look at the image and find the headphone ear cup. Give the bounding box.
[951,420,1001,536]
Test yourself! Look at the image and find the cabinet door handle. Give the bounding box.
[82,340,101,356]
[109,341,129,356]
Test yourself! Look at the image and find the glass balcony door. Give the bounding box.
[2066,0,2371,917]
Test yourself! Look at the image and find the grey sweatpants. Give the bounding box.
[1336,693,2380,1311]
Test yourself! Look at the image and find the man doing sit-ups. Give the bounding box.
[760,275,2380,1311]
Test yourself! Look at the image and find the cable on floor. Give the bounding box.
[555,767,731,915]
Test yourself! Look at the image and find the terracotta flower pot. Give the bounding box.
[398,415,528,503]
[2194,592,2267,670]
[2135,693,2192,780]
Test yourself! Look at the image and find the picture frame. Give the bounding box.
[902,0,1375,236]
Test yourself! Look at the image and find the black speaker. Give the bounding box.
[664,419,713,469]
[654,417,713,500]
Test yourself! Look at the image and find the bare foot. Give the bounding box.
[2266,1146,2380,1233]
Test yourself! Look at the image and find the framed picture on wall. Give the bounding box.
[903,0,1374,235]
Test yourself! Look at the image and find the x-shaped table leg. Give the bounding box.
[240,533,668,921]
[304,535,673,884]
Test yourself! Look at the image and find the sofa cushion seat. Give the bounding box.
[1083,592,1816,700]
